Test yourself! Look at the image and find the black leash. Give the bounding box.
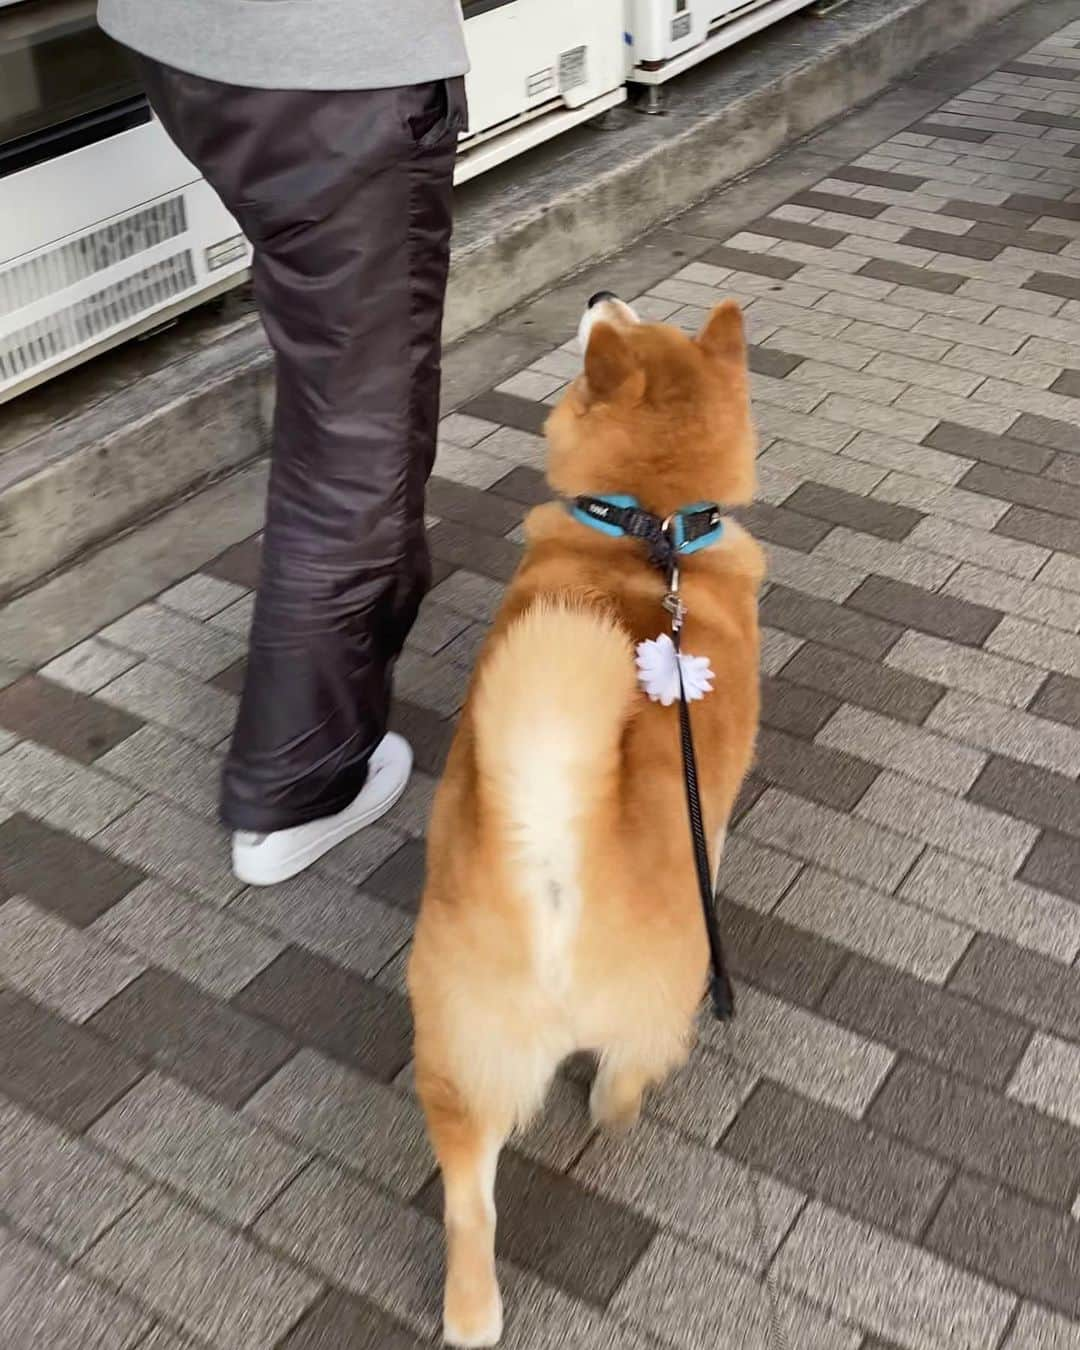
[665,561,736,1022]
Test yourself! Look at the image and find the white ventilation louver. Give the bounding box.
[0,196,188,317]
[0,251,197,382]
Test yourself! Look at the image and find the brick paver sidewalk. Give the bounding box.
[4,11,1080,1349]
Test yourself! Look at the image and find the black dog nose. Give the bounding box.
[587,290,619,309]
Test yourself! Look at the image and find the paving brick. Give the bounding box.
[88,968,294,1109]
[1004,1304,1080,1350]
[96,799,244,905]
[461,389,548,436]
[99,662,236,747]
[714,831,800,910]
[279,1291,426,1350]
[998,502,1080,553]
[433,439,512,489]
[785,483,925,546]
[90,1073,307,1224]
[777,865,970,983]
[0,985,144,1129]
[964,461,1080,520]
[0,813,144,925]
[1041,550,1080,594]
[40,638,138,694]
[915,838,1080,959]
[880,1057,1080,1215]
[101,604,245,679]
[760,674,841,737]
[0,896,145,1022]
[1032,671,1080,728]
[704,981,895,1118]
[857,256,967,293]
[231,870,410,978]
[886,480,1013,541]
[0,676,142,764]
[204,534,262,588]
[844,429,974,487]
[427,519,520,584]
[254,1159,443,1336]
[754,724,880,812]
[821,954,1031,1089]
[762,544,866,604]
[613,1232,858,1350]
[737,501,832,552]
[244,1048,430,1195]
[739,786,922,892]
[944,563,1080,631]
[233,946,412,1081]
[818,392,939,442]
[640,1043,754,1146]
[1010,1031,1080,1138]
[929,686,1080,778]
[0,1097,147,1258]
[991,751,1080,853]
[846,573,1000,647]
[761,628,803,676]
[94,879,284,997]
[0,738,140,837]
[97,725,221,818]
[760,442,887,497]
[699,243,802,279]
[406,598,472,656]
[926,1174,1080,1319]
[573,1115,802,1269]
[862,768,1038,873]
[0,1226,151,1350]
[361,839,426,913]
[725,901,846,1007]
[911,515,1052,581]
[724,1080,951,1240]
[158,571,247,620]
[842,318,954,362]
[886,630,1045,709]
[814,527,958,591]
[774,1201,1016,1350]
[418,1147,654,1307]
[818,703,986,793]
[778,642,945,723]
[749,343,807,379]
[82,1190,321,1350]
[388,699,454,775]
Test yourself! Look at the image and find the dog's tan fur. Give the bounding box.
[408,299,764,1346]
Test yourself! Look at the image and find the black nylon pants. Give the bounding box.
[138,61,463,832]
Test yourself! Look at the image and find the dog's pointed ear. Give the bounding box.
[584,321,642,402]
[697,299,746,364]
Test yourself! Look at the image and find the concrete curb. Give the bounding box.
[0,0,1036,598]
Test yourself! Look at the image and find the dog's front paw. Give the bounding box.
[444,1285,503,1348]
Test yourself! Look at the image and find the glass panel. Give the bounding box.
[0,0,141,148]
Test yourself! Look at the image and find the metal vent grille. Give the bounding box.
[0,251,196,382]
[0,196,188,317]
[558,45,588,93]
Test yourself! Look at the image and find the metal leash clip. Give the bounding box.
[661,518,687,631]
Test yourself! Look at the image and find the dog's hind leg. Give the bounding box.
[589,1056,652,1135]
[417,1065,508,1348]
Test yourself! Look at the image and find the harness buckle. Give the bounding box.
[662,556,686,631]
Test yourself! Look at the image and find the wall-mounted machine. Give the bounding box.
[0,0,251,403]
[455,0,627,183]
[626,0,818,88]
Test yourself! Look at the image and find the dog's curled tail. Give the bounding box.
[473,603,637,950]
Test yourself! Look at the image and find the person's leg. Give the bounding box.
[138,62,463,848]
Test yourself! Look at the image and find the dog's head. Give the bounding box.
[545,293,755,515]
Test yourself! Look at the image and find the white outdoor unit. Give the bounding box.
[0,0,251,404]
[626,0,818,85]
[456,0,627,184]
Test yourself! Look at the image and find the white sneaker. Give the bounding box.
[232,733,413,886]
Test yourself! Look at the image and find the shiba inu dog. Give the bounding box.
[409,294,763,1346]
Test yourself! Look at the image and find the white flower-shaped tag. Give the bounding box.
[635,634,714,706]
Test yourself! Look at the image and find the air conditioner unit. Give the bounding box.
[0,2,250,404]
[626,0,818,85]
[456,0,627,183]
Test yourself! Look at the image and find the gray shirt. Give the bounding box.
[97,0,470,91]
